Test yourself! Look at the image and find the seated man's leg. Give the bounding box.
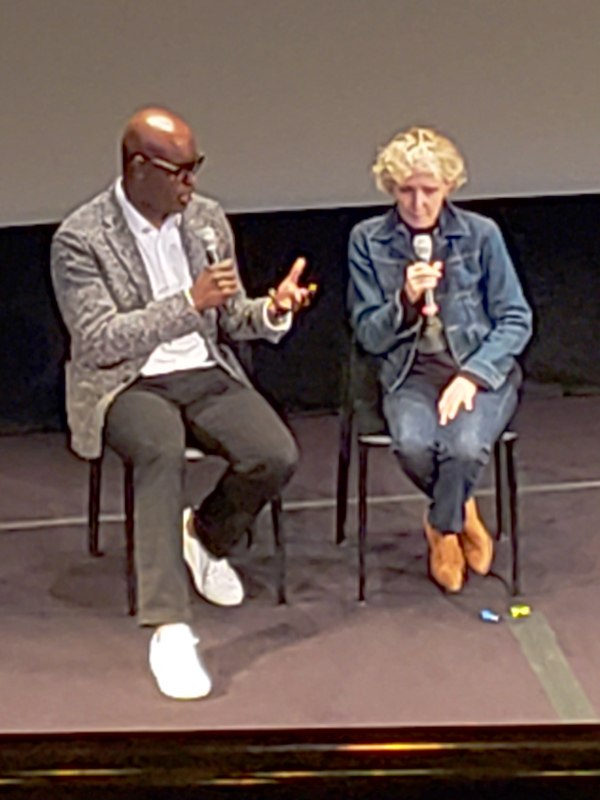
[105,384,211,701]
[183,369,299,558]
[105,384,191,626]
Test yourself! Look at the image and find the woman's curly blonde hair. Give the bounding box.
[373,126,467,194]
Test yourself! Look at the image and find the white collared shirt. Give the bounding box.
[115,179,215,375]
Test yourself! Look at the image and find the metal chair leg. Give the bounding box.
[123,462,137,617]
[246,526,254,548]
[494,438,507,540]
[270,495,286,605]
[505,434,519,596]
[336,407,353,545]
[88,459,103,557]
[494,431,520,596]
[358,441,369,602]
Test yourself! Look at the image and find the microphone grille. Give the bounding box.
[412,233,433,263]
[199,226,218,250]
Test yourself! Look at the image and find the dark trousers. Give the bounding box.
[104,367,298,626]
[383,372,519,534]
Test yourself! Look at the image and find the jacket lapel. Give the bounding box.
[100,187,153,304]
[371,208,413,261]
[179,216,211,281]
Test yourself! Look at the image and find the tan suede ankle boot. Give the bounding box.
[423,513,466,593]
[461,497,494,575]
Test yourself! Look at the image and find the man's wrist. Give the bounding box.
[267,289,291,318]
[184,288,202,311]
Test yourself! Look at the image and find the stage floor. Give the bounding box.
[1,388,599,733]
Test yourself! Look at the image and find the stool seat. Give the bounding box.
[184,447,204,461]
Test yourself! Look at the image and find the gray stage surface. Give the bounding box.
[0,388,599,733]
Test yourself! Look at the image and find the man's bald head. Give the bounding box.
[121,106,196,169]
[120,106,201,226]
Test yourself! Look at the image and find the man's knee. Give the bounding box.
[264,432,299,483]
[247,429,299,486]
[129,431,186,467]
[106,390,185,466]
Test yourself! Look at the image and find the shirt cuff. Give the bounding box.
[394,289,420,331]
[458,369,491,390]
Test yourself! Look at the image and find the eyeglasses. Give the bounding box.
[132,152,206,178]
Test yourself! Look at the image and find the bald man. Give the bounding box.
[51,107,313,700]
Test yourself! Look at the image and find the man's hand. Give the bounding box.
[268,257,317,320]
[438,375,478,426]
[189,259,240,310]
[404,260,443,311]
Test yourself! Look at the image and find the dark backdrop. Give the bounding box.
[1,194,599,434]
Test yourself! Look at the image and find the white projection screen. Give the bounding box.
[2,0,600,225]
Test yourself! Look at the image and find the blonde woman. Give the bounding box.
[348,127,532,593]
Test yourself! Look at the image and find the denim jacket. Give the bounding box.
[347,202,533,393]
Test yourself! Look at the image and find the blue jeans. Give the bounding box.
[383,371,520,534]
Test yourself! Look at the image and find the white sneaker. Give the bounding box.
[182,508,244,606]
[149,623,212,700]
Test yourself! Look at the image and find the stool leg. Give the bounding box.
[494,434,520,596]
[271,495,286,605]
[88,459,103,557]
[336,408,353,545]
[358,441,369,602]
[124,462,137,616]
[494,439,508,541]
[505,436,519,596]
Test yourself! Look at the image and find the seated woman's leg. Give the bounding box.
[385,373,519,592]
[383,377,439,497]
[432,377,519,534]
[384,376,467,592]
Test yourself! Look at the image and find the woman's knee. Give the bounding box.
[445,429,491,465]
[393,427,431,463]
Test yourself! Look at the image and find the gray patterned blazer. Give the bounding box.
[51,185,288,460]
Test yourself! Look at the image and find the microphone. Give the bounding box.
[199,226,219,265]
[412,232,436,317]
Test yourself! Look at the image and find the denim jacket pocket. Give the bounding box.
[446,250,483,294]
[373,259,406,297]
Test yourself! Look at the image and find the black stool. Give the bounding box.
[88,448,286,615]
[354,430,519,601]
[336,337,521,601]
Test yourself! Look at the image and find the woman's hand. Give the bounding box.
[438,375,478,426]
[404,260,443,307]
